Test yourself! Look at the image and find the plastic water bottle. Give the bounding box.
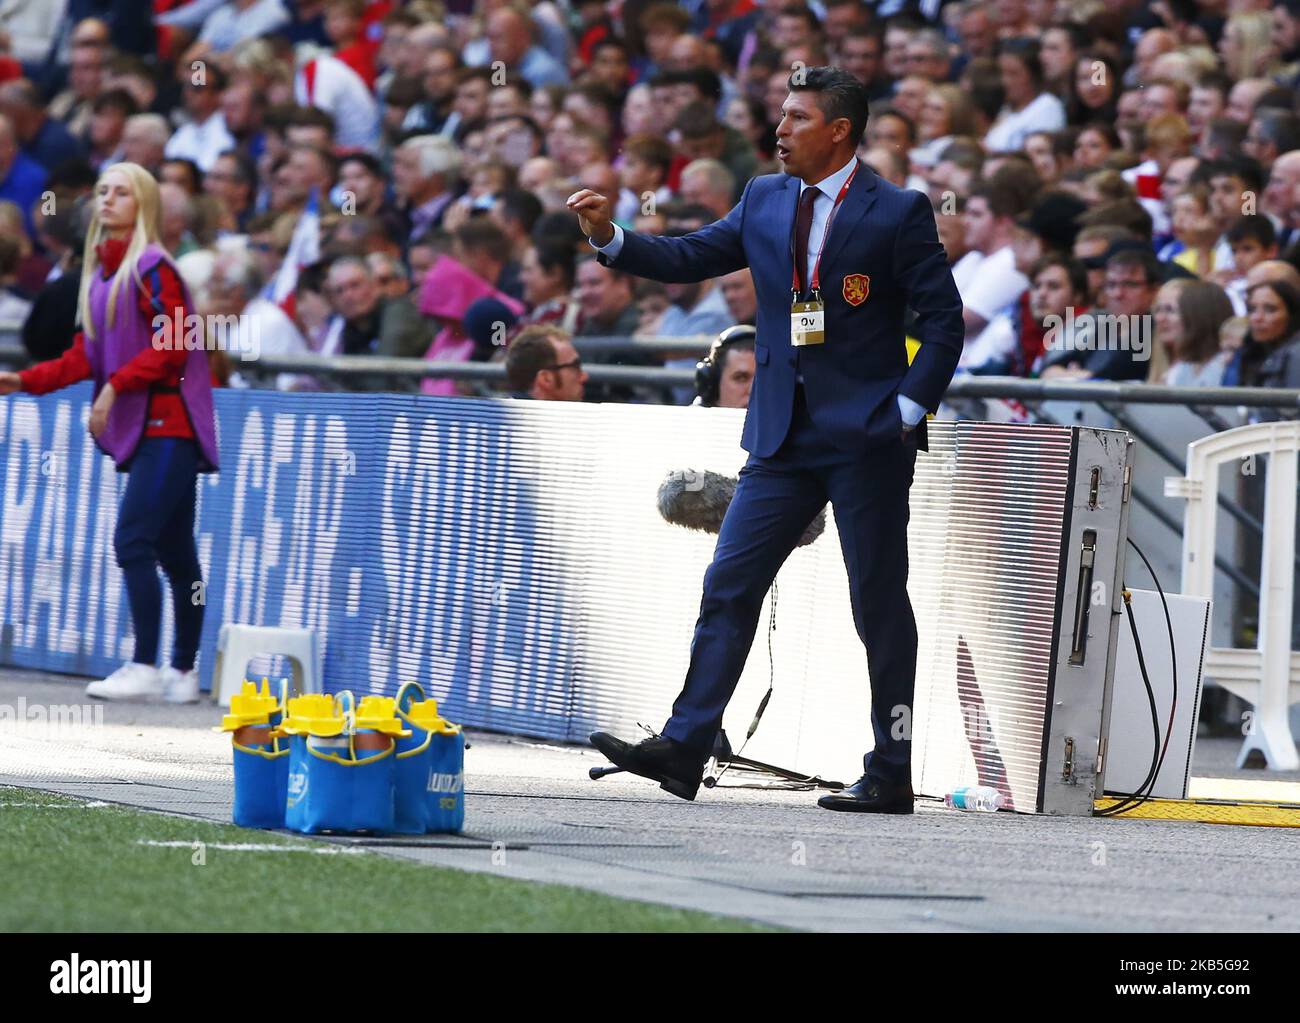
[944,785,1005,811]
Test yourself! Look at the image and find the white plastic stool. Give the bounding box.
[213,624,320,707]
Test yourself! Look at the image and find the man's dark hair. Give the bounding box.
[867,103,916,146]
[505,326,565,392]
[787,66,872,147]
[455,219,512,265]
[496,76,534,100]
[937,137,984,171]
[570,82,620,121]
[1079,120,1121,149]
[91,87,139,117]
[1252,110,1300,157]
[843,25,883,51]
[1226,214,1277,248]
[776,3,821,31]
[295,259,329,297]
[290,142,339,185]
[1203,117,1247,155]
[882,11,926,33]
[531,210,586,251]
[457,65,495,89]
[621,133,673,175]
[496,187,543,235]
[1193,70,1232,98]
[987,155,1042,208]
[1030,253,1088,298]
[1207,154,1265,194]
[674,100,721,140]
[649,67,722,103]
[745,45,783,74]
[215,148,257,188]
[591,36,631,62]
[489,113,544,148]
[287,105,336,134]
[1254,85,1296,113]
[969,179,1027,220]
[46,158,96,194]
[1079,199,1154,240]
[339,151,384,179]
[674,66,723,103]
[160,157,202,192]
[663,201,718,234]
[409,227,454,256]
[384,75,426,109]
[532,242,575,290]
[1106,247,1162,285]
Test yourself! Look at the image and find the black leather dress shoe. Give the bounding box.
[589,731,703,801]
[817,775,914,814]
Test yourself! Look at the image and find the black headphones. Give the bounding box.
[694,324,756,406]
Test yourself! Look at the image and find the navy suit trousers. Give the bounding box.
[662,386,919,785]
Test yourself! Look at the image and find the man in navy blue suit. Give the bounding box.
[570,67,963,813]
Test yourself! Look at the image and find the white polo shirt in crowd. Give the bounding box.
[163,111,236,172]
[952,245,1029,372]
[983,93,1066,153]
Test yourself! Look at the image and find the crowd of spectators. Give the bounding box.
[8,0,1300,411]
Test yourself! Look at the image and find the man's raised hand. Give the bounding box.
[566,189,615,247]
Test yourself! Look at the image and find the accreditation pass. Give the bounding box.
[791,298,825,346]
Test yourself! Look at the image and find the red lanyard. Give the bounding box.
[792,163,857,297]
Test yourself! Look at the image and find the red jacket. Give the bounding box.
[20,237,195,440]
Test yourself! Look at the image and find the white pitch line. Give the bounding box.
[0,801,110,808]
[136,840,367,854]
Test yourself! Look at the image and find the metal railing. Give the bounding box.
[7,337,1300,408]
[5,331,1298,719]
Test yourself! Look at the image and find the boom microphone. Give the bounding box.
[657,470,826,547]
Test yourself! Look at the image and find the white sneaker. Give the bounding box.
[160,666,200,704]
[85,662,165,701]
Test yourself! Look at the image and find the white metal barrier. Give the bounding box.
[1166,421,1300,769]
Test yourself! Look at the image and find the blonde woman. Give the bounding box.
[0,163,219,702]
[1218,11,1278,81]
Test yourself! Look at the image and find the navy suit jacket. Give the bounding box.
[598,161,963,456]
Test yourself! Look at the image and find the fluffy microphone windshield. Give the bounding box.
[657,470,826,547]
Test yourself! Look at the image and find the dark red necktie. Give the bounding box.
[794,186,817,296]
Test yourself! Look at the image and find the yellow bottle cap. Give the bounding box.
[216,678,282,732]
[279,692,346,737]
[403,697,462,736]
[354,695,411,737]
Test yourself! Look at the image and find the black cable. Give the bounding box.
[1096,592,1162,815]
[1096,538,1179,816]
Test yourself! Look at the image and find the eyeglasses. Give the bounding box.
[548,358,582,372]
[1104,278,1150,292]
